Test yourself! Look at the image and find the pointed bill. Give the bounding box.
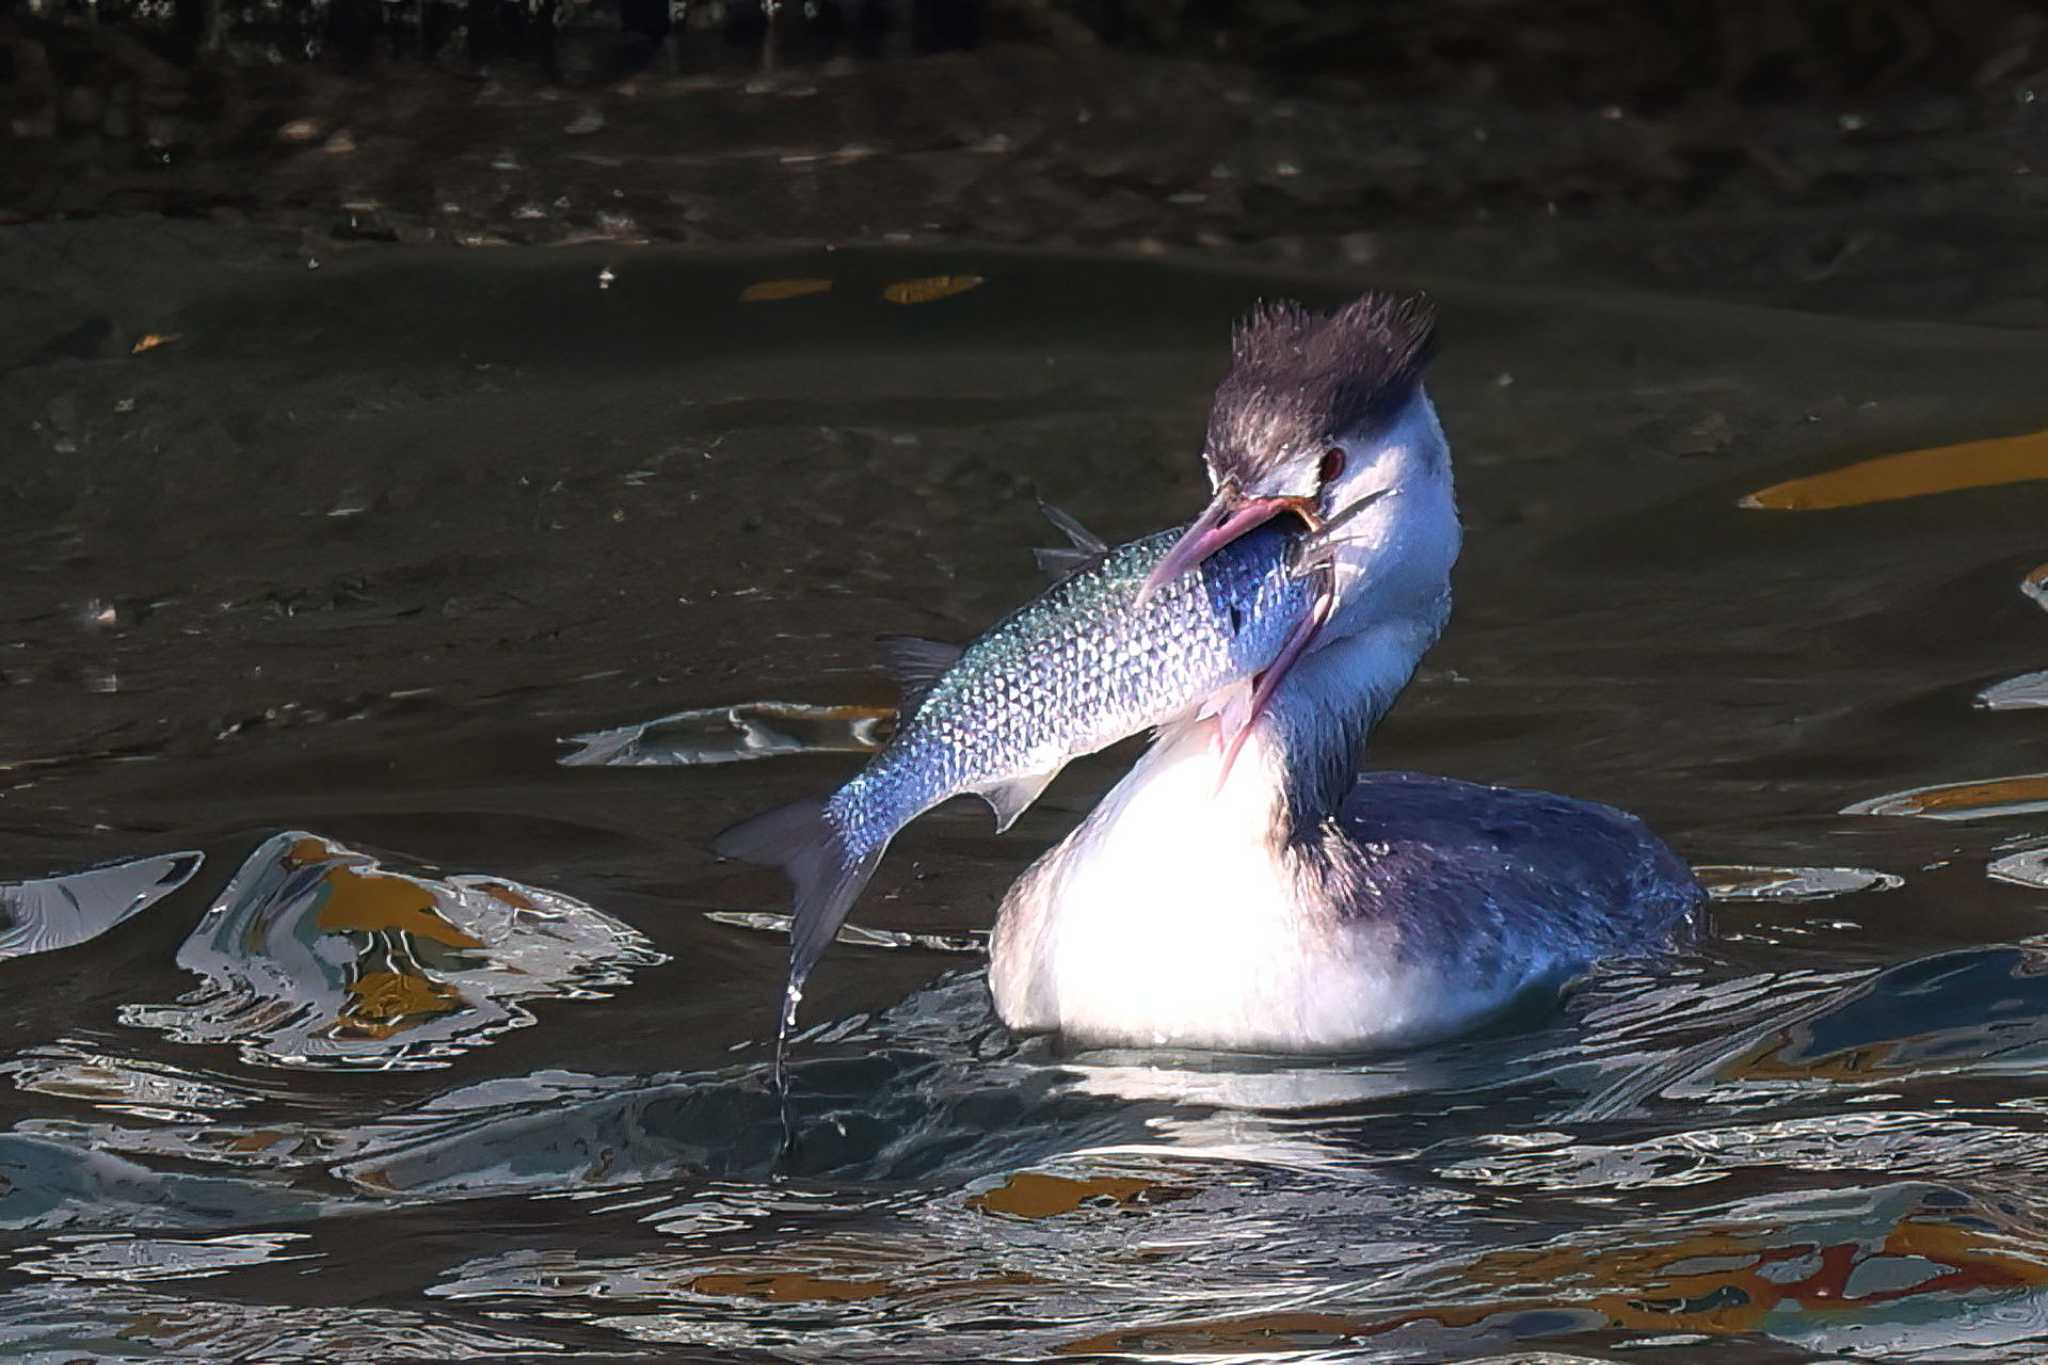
[1135,488,1319,606]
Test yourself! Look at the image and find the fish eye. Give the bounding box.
[1318,447,1346,485]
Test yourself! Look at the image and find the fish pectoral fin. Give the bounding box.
[1204,687,1253,753]
[876,635,963,718]
[1194,680,1247,724]
[1032,501,1109,578]
[977,768,1060,833]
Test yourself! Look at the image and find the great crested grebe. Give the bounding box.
[987,292,1701,1053]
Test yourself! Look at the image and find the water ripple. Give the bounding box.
[116,832,665,1071]
[0,1041,259,1123]
[0,1281,563,1359]
[1573,947,2048,1121]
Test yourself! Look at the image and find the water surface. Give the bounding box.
[3,237,2048,1359]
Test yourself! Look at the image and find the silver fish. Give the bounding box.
[712,505,1328,1049]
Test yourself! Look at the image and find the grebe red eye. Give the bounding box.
[1318,447,1346,485]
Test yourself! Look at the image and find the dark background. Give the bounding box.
[6,1,2046,325]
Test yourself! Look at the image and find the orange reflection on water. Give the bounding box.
[281,836,483,1040]
[739,278,833,302]
[337,970,464,1041]
[1742,428,2048,510]
[882,274,984,305]
[1842,773,2048,821]
[286,838,485,951]
[969,1171,1175,1219]
[1454,1204,2045,1336]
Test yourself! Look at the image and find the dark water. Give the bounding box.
[4,231,2048,1359]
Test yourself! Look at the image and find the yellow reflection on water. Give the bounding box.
[1742,428,2048,510]
[739,278,833,302]
[882,274,984,305]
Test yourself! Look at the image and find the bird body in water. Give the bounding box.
[989,293,1699,1052]
[721,289,1700,1059]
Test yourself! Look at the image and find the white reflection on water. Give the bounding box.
[1697,863,1904,901]
[0,1040,256,1124]
[705,908,985,956]
[1989,847,2048,892]
[1978,671,2048,711]
[560,700,892,767]
[12,1230,314,1282]
[0,850,201,960]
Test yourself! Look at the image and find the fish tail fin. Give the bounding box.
[712,798,886,1029]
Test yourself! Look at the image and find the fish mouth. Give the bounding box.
[1135,484,1322,606]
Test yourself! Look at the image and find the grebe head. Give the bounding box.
[1143,291,1460,647]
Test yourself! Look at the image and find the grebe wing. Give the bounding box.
[1326,771,1701,961]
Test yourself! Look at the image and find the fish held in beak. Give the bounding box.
[1209,485,1401,788]
[1135,485,1322,607]
[1134,482,1336,791]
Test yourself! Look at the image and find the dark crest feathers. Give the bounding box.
[1206,291,1438,485]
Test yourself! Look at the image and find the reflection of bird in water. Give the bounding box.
[991,293,1700,1053]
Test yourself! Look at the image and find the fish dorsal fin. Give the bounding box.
[978,767,1060,833]
[1032,501,1109,578]
[876,634,962,718]
[1032,546,1099,576]
[1040,501,1108,555]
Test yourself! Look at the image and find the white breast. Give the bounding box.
[987,710,1541,1053]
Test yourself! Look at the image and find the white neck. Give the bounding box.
[1258,383,1461,828]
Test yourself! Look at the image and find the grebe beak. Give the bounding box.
[1136,484,1320,606]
